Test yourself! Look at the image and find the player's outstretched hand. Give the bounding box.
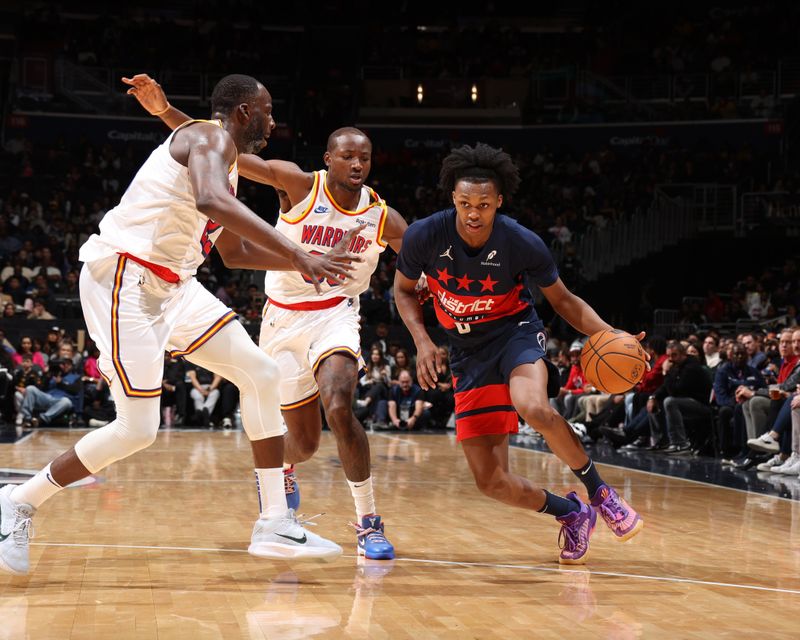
[416,338,444,391]
[295,225,365,295]
[122,74,169,115]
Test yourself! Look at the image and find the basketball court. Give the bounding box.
[1,429,798,639]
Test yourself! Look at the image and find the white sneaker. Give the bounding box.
[248,509,342,561]
[747,432,780,454]
[0,484,36,575]
[756,454,785,472]
[518,422,536,436]
[774,452,800,475]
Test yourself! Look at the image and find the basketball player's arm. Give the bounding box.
[122,74,193,131]
[123,74,314,204]
[380,206,407,254]
[394,270,443,390]
[540,278,612,337]
[215,225,364,272]
[184,126,356,291]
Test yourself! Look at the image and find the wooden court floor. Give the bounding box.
[1,429,798,639]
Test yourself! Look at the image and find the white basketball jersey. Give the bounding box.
[79,119,237,281]
[264,170,388,303]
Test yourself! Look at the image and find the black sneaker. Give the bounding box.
[665,443,692,455]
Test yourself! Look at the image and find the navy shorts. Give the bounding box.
[449,320,547,441]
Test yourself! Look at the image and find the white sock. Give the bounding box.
[11,463,64,509]
[254,468,286,519]
[347,476,376,520]
[282,462,293,471]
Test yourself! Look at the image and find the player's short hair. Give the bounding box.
[438,142,521,197]
[210,74,263,115]
[327,127,370,152]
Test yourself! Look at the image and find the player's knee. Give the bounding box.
[474,470,508,500]
[293,433,320,461]
[242,353,280,388]
[323,398,354,431]
[519,400,558,432]
[116,404,160,451]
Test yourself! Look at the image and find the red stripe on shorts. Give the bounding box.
[454,383,513,412]
[455,410,518,441]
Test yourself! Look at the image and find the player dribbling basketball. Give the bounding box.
[394,143,645,563]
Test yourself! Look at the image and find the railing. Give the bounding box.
[575,187,693,281]
[739,191,800,236]
[44,60,290,111]
[655,183,737,232]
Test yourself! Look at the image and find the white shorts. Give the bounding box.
[258,298,365,409]
[80,254,237,397]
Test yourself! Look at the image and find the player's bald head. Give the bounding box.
[326,127,371,152]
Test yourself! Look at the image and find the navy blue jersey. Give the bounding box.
[396,209,559,347]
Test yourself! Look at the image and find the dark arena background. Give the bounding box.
[0,2,799,638]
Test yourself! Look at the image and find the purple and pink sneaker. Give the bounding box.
[590,484,644,542]
[556,492,597,565]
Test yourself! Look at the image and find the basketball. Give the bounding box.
[580,329,646,394]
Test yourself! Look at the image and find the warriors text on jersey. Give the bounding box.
[263,170,388,304]
[396,209,559,347]
[79,120,236,281]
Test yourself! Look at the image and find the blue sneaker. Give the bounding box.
[354,514,395,560]
[284,466,300,511]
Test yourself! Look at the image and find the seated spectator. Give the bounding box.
[702,334,721,371]
[2,276,28,306]
[388,370,429,431]
[186,364,221,428]
[19,356,82,427]
[161,354,187,427]
[738,328,800,442]
[12,335,46,370]
[648,341,712,454]
[713,344,764,461]
[27,297,56,320]
[742,332,767,370]
[3,302,15,318]
[391,348,414,384]
[356,347,391,429]
[549,341,588,420]
[12,354,41,426]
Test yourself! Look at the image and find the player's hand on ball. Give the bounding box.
[122,74,169,116]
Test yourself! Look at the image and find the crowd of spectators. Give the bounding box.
[541,324,800,486]
[8,3,798,126]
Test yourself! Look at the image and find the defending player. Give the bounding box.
[124,74,405,559]
[393,143,644,564]
[0,75,357,575]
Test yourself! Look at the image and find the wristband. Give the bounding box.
[150,103,171,116]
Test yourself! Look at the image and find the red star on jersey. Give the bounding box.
[479,273,498,292]
[455,273,474,291]
[436,267,453,284]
